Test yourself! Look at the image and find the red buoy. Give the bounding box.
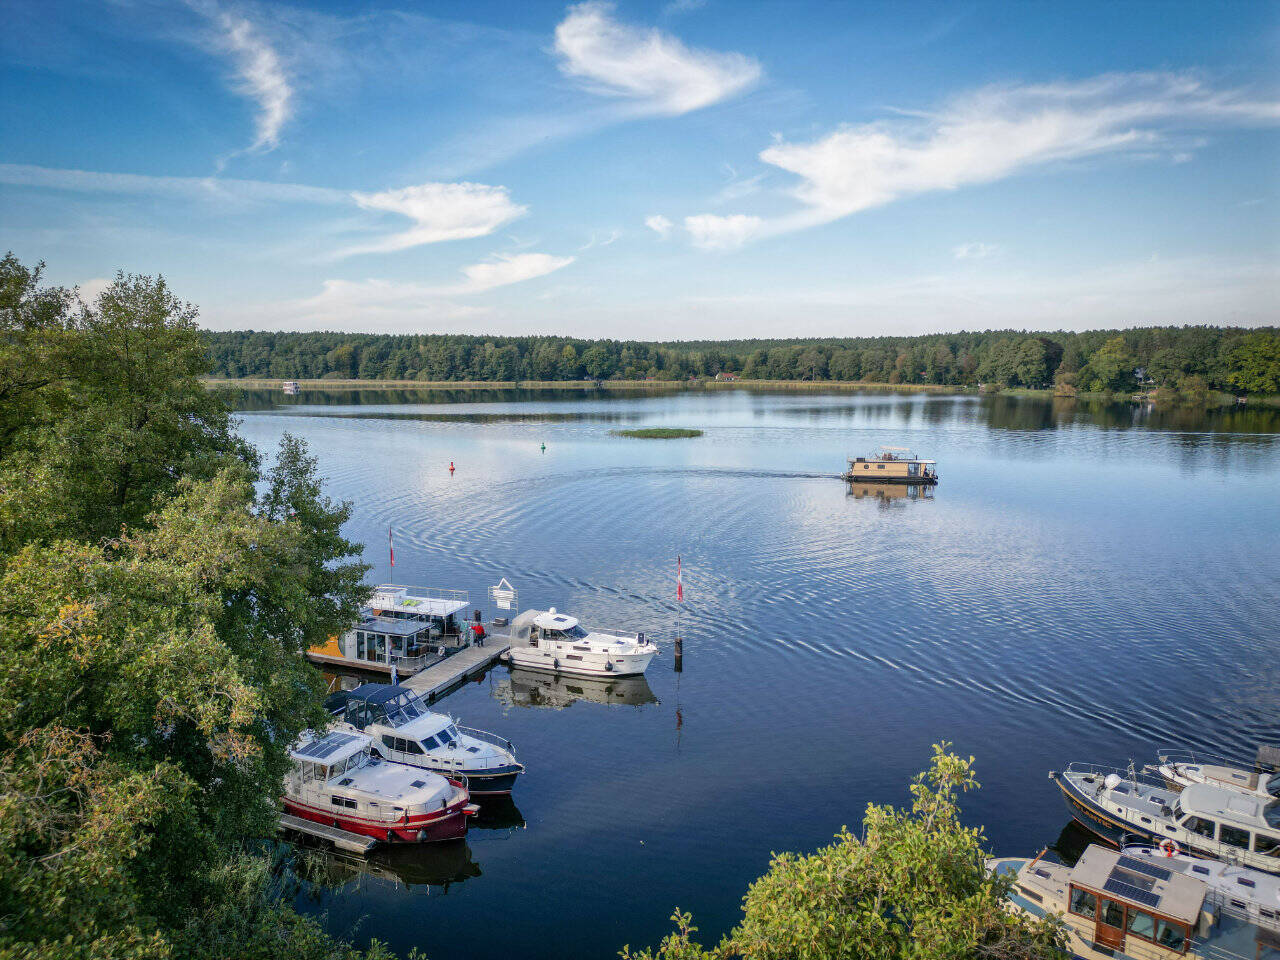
[449,461,455,473]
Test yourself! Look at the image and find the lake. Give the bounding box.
[230,386,1280,960]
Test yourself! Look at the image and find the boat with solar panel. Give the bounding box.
[1050,763,1280,875]
[505,608,658,678]
[989,843,1280,960]
[327,683,524,796]
[1151,745,1280,801]
[283,729,477,843]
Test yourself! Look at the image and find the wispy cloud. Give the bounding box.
[344,183,527,256]
[953,242,1000,260]
[187,1,293,154]
[681,72,1280,247]
[578,228,622,251]
[684,213,762,249]
[0,163,527,257]
[245,252,575,330]
[554,2,761,115]
[644,214,673,237]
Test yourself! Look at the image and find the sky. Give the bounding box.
[2,0,1278,339]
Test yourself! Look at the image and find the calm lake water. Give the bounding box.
[231,387,1280,960]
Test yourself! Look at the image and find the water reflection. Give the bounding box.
[492,667,659,710]
[845,482,935,504]
[296,838,482,892]
[470,795,526,831]
[227,387,674,412]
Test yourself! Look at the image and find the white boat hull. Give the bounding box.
[507,646,656,678]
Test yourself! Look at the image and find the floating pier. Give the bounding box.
[278,813,377,854]
[402,636,511,704]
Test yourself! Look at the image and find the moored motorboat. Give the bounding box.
[990,843,1280,960]
[1152,745,1280,800]
[283,729,476,843]
[1050,763,1280,874]
[506,608,657,678]
[328,683,524,795]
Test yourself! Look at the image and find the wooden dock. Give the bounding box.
[278,814,377,854]
[402,639,511,703]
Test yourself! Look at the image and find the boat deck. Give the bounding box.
[402,635,512,703]
[278,813,377,854]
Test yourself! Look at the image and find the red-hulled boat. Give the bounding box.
[283,729,477,843]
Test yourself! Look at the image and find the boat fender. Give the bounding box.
[553,658,560,670]
[1159,838,1180,858]
[605,661,614,672]
[387,829,395,843]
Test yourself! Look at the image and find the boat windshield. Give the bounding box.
[1267,777,1280,800]
[1265,801,1280,829]
[384,692,427,726]
[438,723,459,744]
[562,624,588,639]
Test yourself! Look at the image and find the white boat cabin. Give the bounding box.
[507,608,658,677]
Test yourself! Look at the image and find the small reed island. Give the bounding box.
[611,427,703,438]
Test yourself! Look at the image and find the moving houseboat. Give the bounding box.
[328,683,524,796]
[841,447,938,485]
[990,843,1280,960]
[307,585,471,676]
[506,608,658,678]
[1051,763,1280,874]
[283,729,476,843]
[1154,746,1280,800]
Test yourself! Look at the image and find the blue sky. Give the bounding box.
[2,0,1277,338]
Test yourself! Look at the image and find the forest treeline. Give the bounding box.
[206,326,1280,395]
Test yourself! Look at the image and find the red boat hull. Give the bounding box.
[283,793,472,843]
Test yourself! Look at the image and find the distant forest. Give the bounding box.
[205,326,1280,395]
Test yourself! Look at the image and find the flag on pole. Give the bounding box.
[676,555,683,602]
[389,527,395,569]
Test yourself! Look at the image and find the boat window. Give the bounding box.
[564,624,588,639]
[1112,784,1131,795]
[440,725,458,743]
[1183,816,1216,839]
[1191,865,1210,876]
[1016,885,1043,904]
[1155,920,1186,952]
[382,734,396,751]
[404,740,424,755]
[1236,877,1255,888]
[1220,824,1250,848]
[1255,833,1280,855]
[1099,899,1124,929]
[1265,803,1280,829]
[1127,909,1157,941]
[420,735,439,751]
[1068,886,1097,919]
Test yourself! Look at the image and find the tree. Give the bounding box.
[0,256,387,960]
[1079,336,1135,393]
[1226,332,1280,395]
[621,745,1064,960]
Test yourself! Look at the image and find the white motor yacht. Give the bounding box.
[506,608,657,678]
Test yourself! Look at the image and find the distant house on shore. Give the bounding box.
[714,372,739,382]
[282,381,300,395]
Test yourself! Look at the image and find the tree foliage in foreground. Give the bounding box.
[0,254,384,960]
[621,745,1066,960]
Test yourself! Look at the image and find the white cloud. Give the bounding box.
[238,252,574,330]
[345,182,527,256]
[452,253,575,294]
[554,2,761,115]
[0,162,346,205]
[953,242,1000,260]
[191,2,293,153]
[684,213,763,250]
[644,214,674,237]
[578,229,622,250]
[75,277,112,305]
[684,72,1280,245]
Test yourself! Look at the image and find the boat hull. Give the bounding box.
[282,795,471,843]
[411,763,522,796]
[839,474,938,485]
[507,649,655,678]
[1052,772,1133,845]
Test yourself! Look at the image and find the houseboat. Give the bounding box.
[506,608,658,678]
[841,447,938,484]
[283,729,476,843]
[328,683,524,796]
[307,585,472,676]
[282,380,300,395]
[990,843,1280,960]
[1153,745,1280,800]
[1050,763,1280,874]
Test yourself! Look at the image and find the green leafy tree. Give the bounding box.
[1079,336,1135,393]
[1226,332,1280,394]
[621,745,1064,960]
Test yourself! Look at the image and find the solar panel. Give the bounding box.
[295,732,360,760]
[1117,855,1172,881]
[1104,877,1163,909]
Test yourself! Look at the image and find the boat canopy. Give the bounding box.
[290,730,370,766]
[533,611,580,632]
[1179,783,1277,828]
[1070,845,1205,924]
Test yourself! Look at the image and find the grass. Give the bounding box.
[611,427,703,439]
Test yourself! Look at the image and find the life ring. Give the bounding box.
[1159,838,1180,858]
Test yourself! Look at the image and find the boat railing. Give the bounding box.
[373,584,470,606]
[389,652,443,673]
[1063,761,1168,790]
[457,726,515,754]
[1154,746,1256,771]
